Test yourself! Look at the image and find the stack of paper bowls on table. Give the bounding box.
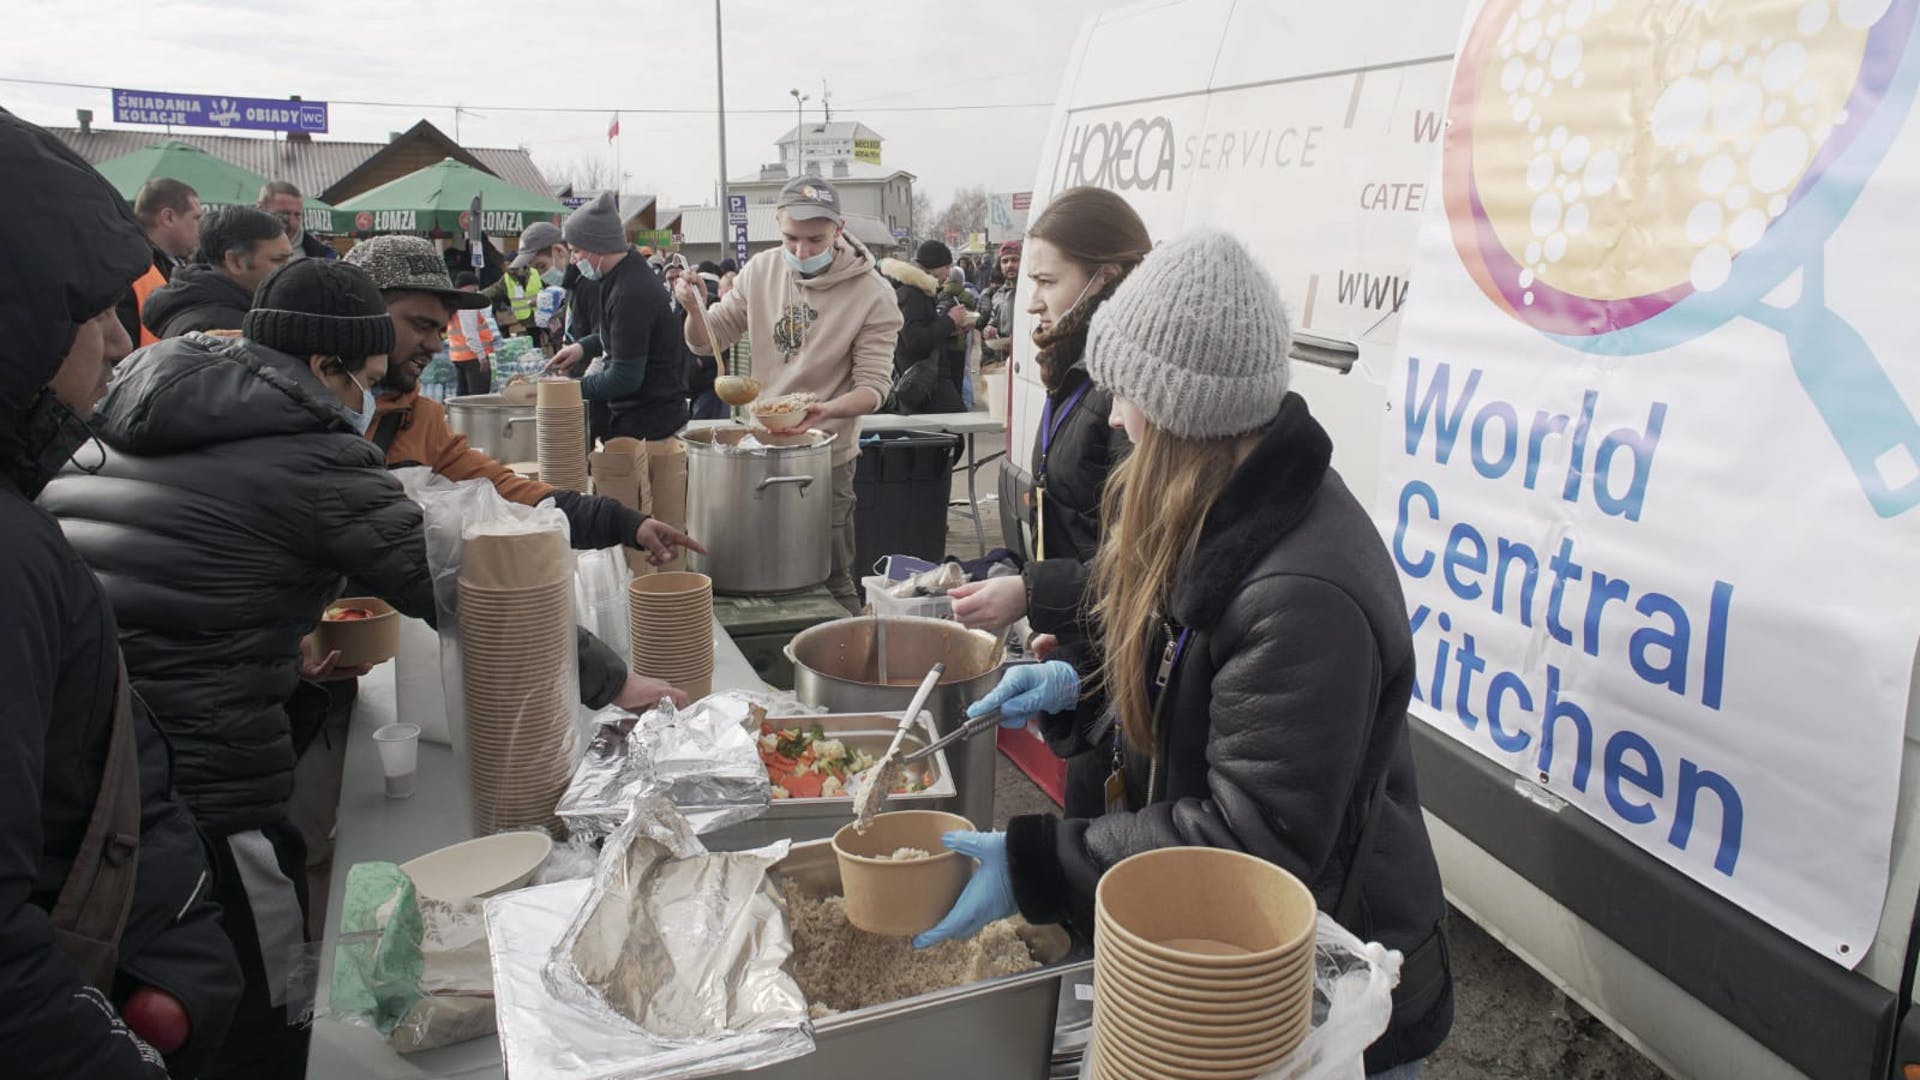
[627,571,715,702]
[457,525,576,835]
[1089,847,1317,1080]
[535,378,588,492]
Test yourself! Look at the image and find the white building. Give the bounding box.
[731,121,918,241]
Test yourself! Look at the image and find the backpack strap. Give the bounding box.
[49,657,142,990]
[370,409,406,455]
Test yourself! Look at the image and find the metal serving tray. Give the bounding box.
[710,838,1094,1080]
[701,712,961,851]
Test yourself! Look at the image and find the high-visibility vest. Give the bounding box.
[447,307,495,364]
[502,268,540,325]
[131,264,166,347]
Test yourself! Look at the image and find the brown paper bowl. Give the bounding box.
[629,571,712,598]
[831,810,974,936]
[461,530,570,591]
[752,405,809,432]
[1099,957,1311,1016]
[1095,963,1309,1039]
[1096,847,1316,968]
[1094,1020,1296,1080]
[1094,987,1303,1052]
[535,378,583,407]
[314,597,400,667]
[1097,912,1311,990]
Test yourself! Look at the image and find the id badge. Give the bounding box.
[1104,768,1129,814]
[1034,485,1047,559]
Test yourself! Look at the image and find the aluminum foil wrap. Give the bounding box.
[488,796,811,1080]
[558,691,804,840]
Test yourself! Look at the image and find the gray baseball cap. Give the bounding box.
[775,176,843,224]
[343,235,491,309]
[509,221,564,269]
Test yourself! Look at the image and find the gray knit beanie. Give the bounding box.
[563,192,626,254]
[1084,229,1291,439]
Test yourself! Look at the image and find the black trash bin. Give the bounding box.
[853,429,963,583]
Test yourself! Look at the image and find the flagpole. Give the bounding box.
[715,0,731,265]
[613,110,622,216]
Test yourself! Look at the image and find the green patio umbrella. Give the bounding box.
[94,139,268,208]
[333,158,567,238]
[92,139,340,230]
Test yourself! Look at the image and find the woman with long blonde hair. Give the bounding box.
[916,230,1452,1077]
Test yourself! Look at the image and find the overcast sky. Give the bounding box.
[1,0,1131,209]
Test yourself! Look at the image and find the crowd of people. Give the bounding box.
[4,99,1452,1080]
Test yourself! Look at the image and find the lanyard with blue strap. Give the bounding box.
[1107,621,1193,814]
[1034,380,1092,559]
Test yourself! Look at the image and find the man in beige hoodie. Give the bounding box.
[675,176,901,609]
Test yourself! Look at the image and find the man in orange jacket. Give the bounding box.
[345,237,705,598]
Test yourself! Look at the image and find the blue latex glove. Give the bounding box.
[967,660,1080,728]
[913,831,1016,949]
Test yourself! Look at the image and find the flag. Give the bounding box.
[607,113,620,143]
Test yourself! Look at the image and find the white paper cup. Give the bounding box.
[372,722,421,799]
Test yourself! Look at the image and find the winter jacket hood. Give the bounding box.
[139,264,252,339]
[879,258,940,297]
[0,109,151,499]
[1008,393,1452,1070]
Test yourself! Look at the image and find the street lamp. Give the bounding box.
[789,88,810,174]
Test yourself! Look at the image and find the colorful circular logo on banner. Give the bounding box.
[354,211,373,232]
[1443,0,1914,350]
[458,211,473,231]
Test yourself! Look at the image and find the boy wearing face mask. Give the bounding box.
[671,176,901,610]
[39,258,441,1078]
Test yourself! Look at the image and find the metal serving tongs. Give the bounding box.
[851,662,946,831]
[900,707,1005,764]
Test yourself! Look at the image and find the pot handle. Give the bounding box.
[504,416,537,431]
[755,474,814,498]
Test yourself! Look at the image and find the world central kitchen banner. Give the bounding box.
[1379,0,1920,965]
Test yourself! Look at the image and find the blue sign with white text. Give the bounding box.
[112,89,329,134]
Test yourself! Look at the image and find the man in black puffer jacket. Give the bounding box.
[140,206,293,339]
[42,261,430,1076]
[0,107,240,1080]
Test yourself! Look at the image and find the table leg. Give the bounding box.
[964,432,986,550]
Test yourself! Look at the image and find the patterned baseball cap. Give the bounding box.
[776,176,842,224]
[343,235,490,309]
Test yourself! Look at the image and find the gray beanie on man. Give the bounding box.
[563,192,626,254]
[1085,229,1291,440]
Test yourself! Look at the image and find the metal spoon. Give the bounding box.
[851,662,945,831]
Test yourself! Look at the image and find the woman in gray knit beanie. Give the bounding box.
[923,228,1455,1074]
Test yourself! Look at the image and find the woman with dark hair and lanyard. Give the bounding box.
[920,230,1453,1078]
[949,187,1151,812]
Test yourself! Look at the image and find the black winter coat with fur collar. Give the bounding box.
[1007,393,1453,1070]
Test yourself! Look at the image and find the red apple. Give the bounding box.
[121,987,189,1054]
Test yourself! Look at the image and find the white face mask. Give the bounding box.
[338,366,375,436]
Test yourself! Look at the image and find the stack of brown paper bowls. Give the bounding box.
[535,379,588,492]
[1090,847,1318,1080]
[627,571,715,701]
[457,527,576,835]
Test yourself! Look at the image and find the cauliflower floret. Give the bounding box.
[759,732,781,753]
[770,786,791,800]
[812,738,847,763]
[821,775,845,798]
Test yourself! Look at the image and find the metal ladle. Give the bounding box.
[851,662,945,831]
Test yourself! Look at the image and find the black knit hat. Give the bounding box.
[242,259,396,358]
[915,239,953,270]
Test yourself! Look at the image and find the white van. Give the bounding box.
[1000,2,1920,1077]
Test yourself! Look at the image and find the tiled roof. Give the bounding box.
[47,120,549,203]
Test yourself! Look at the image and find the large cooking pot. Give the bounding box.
[785,615,1005,828]
[683,427,835,595]
[445,393,537,464]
